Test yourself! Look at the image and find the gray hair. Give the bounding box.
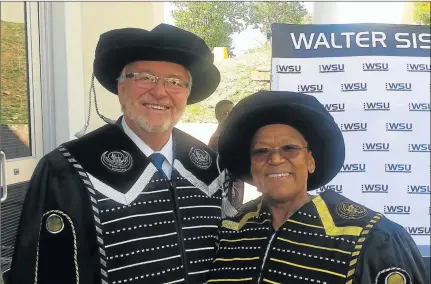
[117,67,127,83]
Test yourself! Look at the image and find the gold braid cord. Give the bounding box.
[345,213,383,284]
[34,210,79,284]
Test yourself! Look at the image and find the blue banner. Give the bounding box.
[272,23,431,58]
[271,23,430,261]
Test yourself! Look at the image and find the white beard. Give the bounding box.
[121,104,184,133]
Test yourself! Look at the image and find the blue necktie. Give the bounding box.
[150,153,164,172]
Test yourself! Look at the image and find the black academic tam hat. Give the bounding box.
[218,90,345,191]
[93,24,221,104]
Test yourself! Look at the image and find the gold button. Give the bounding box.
[386,272,406,284]
[46,214,64,234]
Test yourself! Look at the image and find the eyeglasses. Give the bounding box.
[220,111,231,116]
[124,72,190,91]
[251,144,309,163]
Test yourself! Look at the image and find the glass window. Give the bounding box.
[1,2,31,160]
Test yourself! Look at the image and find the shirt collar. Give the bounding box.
[121,117,173,166]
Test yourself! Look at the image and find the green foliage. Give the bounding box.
[248,2,309,34]
[171,2,311,51]
[172,2,249,51]
[182,43,271,123]
[1,20,28,125]
[301,13,313,25]
[413,2,430,25]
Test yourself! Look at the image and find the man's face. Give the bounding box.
[117,61,191,133]
[216,103,233,124]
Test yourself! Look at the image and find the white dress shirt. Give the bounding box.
[121,118,174,179]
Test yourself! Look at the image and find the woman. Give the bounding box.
[206,91,428,284]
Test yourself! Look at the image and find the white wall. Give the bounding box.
[0,2,24,23]
[313,2,415,24]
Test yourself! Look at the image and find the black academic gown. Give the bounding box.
[207,190,429,284]
[8,120,236,284]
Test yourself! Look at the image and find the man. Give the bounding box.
[208,100,234,151]
[208,100,244,209]
[8,24,237,284]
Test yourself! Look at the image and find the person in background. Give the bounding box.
[8,24,237,284]
[209,100,244,209]
[208,100,234,151]
[206,90,429,284]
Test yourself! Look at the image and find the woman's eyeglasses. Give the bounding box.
[251,144,308,162]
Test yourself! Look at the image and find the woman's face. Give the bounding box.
[250,124,315,204]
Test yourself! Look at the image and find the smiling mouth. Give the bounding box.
[267,173,293,179]
[143,103,170,111]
